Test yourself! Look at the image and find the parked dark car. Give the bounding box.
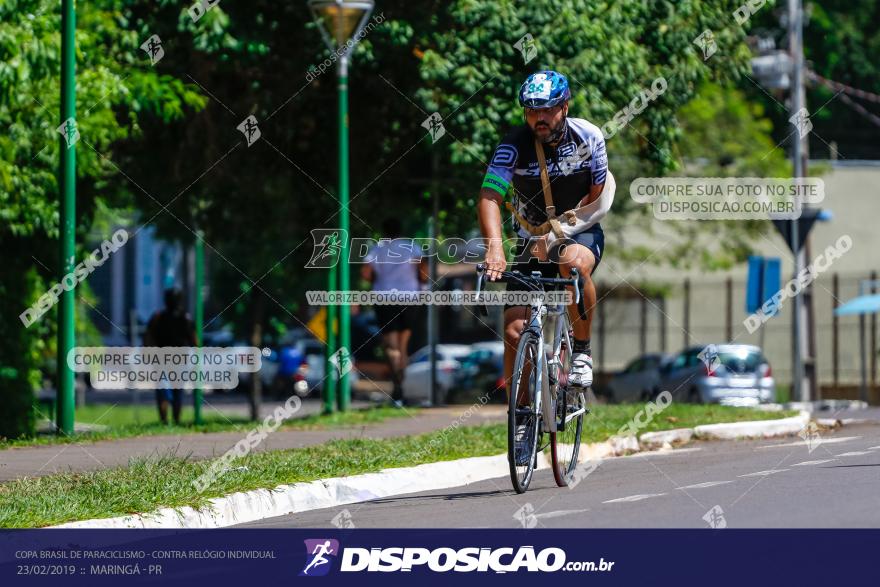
[606,353,670,403]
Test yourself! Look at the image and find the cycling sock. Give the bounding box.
[573,338,591,355]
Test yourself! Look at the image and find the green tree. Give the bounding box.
[0,0,204,438]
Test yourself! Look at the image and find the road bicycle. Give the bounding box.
[475,262,588,493]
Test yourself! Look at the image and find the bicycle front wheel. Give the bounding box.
[508,330,541,494]
[550,320,585,487]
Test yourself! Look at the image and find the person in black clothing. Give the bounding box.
[144,288,196,425]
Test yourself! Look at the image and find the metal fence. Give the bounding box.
[594,271,879,393]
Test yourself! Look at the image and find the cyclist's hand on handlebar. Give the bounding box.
[485,243,507,281]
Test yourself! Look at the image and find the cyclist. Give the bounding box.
[476,71,615,456]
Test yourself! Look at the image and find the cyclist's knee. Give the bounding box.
[504,317,525,348]
[559,247,595,276]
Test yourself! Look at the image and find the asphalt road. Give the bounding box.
[238,421,880,529]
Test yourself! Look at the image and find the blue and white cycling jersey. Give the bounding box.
[482,118,608,237]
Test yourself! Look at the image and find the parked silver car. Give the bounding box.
[606,353,670,403]
[402,344,472,405]
[659,344,775,405]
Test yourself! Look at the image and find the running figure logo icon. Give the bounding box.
[300,539,340,577]
[305,228,347,268]
[237,115,261,147]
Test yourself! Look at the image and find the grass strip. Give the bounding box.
[0,405,795,528]
[0,405,415,449]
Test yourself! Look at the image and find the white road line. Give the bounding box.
[676,481,732,490]
[603,493,667,504]
[738,469,789,477]
[835,451,872,457]
[866,446,880,450]
[791,459,835,466]
[628,447,703,458]
[756,436,861,449]
[535,508,591,519]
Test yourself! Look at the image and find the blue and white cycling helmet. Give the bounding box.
[518,71,571,108]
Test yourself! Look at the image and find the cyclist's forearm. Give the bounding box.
[579,182,605,207]
[477,189,504,247]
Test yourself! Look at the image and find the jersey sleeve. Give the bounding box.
[590,131,608,186]
[482,133,519,198]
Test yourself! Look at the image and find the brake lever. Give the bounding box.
[569,268,581,305]
[475,263,486,302]
[475,263,488,316]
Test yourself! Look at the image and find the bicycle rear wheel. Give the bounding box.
[550,322,585,487]
[508,330,541,494]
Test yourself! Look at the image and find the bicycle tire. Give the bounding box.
[508,330,541,494]
[550,318,585,487]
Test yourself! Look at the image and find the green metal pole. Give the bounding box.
[56,0,76,436]
[337,55,351,412]
[324,265,337,414]
[194,231,204,425]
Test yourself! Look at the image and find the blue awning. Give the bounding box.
[834,294,880,316]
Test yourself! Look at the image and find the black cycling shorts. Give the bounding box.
[504,223,604,310]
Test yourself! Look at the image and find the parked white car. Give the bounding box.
[402,344,472,405]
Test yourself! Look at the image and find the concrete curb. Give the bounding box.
[639,412,821,446]
[639,428,694,449]
[693,411,810,441]
[50,412,819,530]
[53,453,538,529]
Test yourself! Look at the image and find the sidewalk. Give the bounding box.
[0,405,505,482]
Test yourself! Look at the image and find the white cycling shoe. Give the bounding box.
[569,353,593,388]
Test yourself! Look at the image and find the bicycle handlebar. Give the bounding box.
[475,262,582,306]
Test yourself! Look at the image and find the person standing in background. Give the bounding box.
[361,218,428,406]
[144,288,196,425]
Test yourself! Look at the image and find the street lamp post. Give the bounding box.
[309,0,375,413]
[57,0,77,435]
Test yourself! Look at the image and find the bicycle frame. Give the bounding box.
[475,264,582,435]
[524,284,567,434]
